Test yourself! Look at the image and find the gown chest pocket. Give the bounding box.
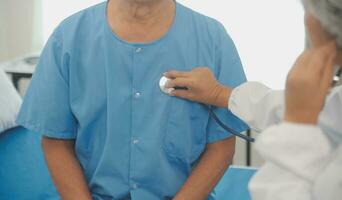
[162,99,209,163]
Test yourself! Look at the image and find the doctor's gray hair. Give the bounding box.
[303,0,342,47]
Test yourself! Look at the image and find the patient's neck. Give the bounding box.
[107,0,175,43]
[113,0,171,22]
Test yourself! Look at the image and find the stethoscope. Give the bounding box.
[159,67,342,143]
[159,76,255,143]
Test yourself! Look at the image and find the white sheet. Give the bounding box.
[0,68,22,133]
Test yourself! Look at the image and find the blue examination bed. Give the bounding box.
[0,127,58,200]
[0,127,256,200]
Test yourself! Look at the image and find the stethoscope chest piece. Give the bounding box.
[159,76,174,94]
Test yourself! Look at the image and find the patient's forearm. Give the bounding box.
[174,137,236,200]
[42,137,92,200]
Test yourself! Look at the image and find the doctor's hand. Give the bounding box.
[284,41,337,125]
[164,67,232,108]
[306,13,342,65]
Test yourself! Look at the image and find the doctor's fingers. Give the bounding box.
[309,42,337,76]
[169,89,194,100]
[287,45,334,86]
[164,70,191,79]
[165,77,193,88]
[306,14,333,48]
[320,49,337,90]
[300,42,337,78]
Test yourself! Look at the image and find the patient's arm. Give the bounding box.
[42,137,92,200]
[174,137,236,200]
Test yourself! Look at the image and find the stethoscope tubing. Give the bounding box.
[203,104,255,143]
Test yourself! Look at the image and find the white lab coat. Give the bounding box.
[228,82,342,200]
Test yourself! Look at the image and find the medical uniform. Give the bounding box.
[16,2,248,200]
[228,82,342,200]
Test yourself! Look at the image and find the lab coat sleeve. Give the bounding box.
[249,122,333,200]
[228,82,284,132]
[313,144,342,200]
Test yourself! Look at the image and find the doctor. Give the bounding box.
[164,0,342,199]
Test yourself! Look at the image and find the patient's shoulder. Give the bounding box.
[51,2,106,41]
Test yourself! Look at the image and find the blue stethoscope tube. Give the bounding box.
[203,104,255,143]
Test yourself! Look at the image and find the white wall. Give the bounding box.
[42,0,103,42]
[178,0,305,90]
[0,0,42,62]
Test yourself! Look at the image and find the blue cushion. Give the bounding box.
[0,127,256,200]
[0,127,59,200]
[214,166,257,200]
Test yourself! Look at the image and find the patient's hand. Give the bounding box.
[164,67,232,108]
[42,137,93,200]
[173,137,236,200]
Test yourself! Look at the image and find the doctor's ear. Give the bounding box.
[305,14,334,48]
